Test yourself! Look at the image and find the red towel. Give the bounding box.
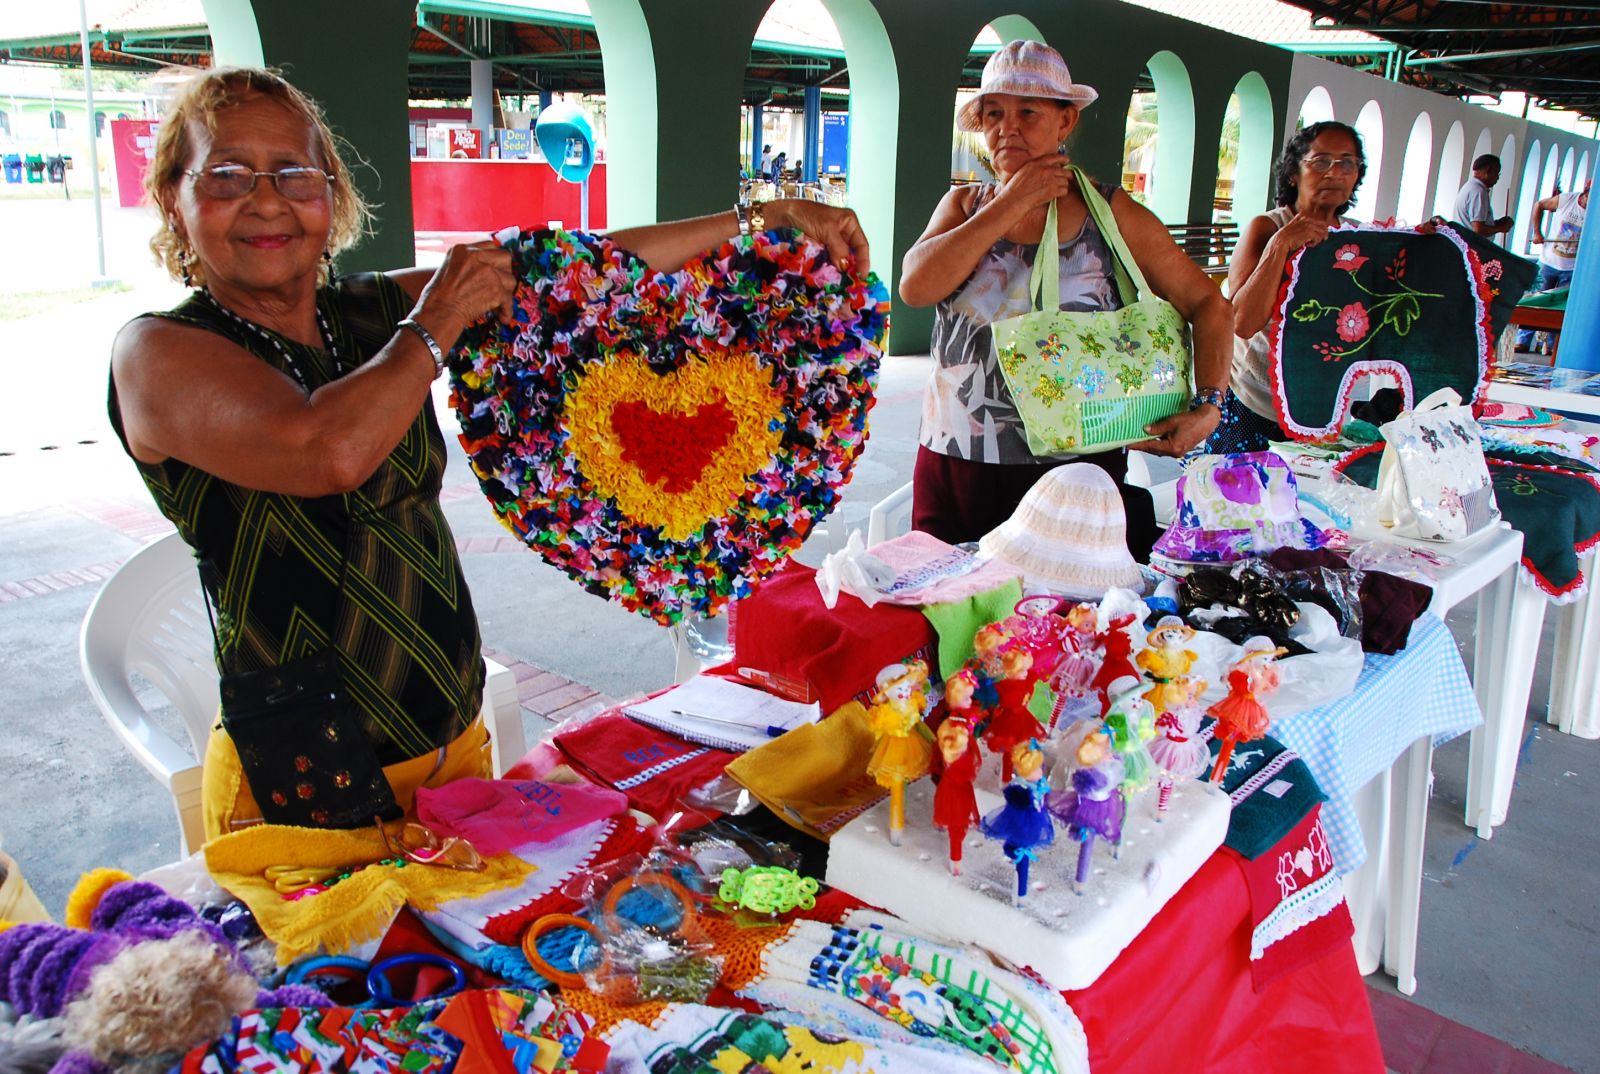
[552,712,735,821]
[731,560,937,713]
[1226,806,1354,992]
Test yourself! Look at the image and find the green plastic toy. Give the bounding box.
[717,866,819,914]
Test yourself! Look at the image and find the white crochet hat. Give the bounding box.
[957,40,1099,132]
[978,464,1143,600]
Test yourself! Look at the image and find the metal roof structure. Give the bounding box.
[2,0,1597,120]
[1279,0,1600,118]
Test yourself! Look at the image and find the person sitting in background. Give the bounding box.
[1206,121,1365,454]
[898,40,1230,557]
[1453,153,1513,239]
[110,66,871,840]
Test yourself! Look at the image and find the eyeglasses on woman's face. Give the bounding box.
[185,163,333,201]
[1302,154,1360,175]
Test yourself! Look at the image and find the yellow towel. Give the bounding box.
[725,702,887,840]
[204,823,534,964]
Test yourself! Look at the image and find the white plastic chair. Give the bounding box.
[79,532,525,855]
[867,482,915,547]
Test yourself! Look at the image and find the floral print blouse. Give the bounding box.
[919,181,1122,465]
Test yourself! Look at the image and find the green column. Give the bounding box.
[202,0,417,273]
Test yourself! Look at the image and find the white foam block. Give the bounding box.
[825,777,1231,991]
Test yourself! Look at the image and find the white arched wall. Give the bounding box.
[589,0,656,227]
[1434,121,1466,218]
[1562,147,1577,190]
[1297,85,1335,128]
[1579,151,1593,188]
[1230,71,1275,220]
[816,0,899,292]
[1545,144,1562,199]
[1142,50,1196,225]
[1513,139,1543,253]
[1498,133,1518,219]
[1395,112,1433,226]
[1348,100,1384,222]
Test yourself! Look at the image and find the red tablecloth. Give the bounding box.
[1063,852,1383,1073]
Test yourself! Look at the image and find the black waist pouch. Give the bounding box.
[220,649,402,828]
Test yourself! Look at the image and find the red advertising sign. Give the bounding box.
[448,128,482,159]
[109,118,160,208]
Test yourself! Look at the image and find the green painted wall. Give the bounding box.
[210,0,416,274]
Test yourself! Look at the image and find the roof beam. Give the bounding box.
[1404,37,1600,64]
[1314,21,1600,33]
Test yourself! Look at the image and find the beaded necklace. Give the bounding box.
[198,288,341,389]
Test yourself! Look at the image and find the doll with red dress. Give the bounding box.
[1208,637,1288,782]
[1089,612,1140,715]
[984,646,1043,782]
[931,710,982,875]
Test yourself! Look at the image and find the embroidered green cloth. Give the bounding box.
[1273,229,1489,441]
[1438,223,1538,340]
[1341,447,1600,598]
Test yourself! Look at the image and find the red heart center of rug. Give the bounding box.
[611,399,738,494]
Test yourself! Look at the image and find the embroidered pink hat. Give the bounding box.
[978,464,1144,599]
[956,41,1099,132]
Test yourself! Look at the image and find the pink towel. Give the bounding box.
[415,778,629,855]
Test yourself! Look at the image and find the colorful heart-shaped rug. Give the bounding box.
[449,227,889,625]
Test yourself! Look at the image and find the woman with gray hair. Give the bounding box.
[899,40,1230,556]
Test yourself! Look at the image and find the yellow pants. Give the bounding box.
[201,718,492,841]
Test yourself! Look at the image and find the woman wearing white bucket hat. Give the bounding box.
[900,40,1231,557]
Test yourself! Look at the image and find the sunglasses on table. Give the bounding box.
[185,163,334,200]
[1302,154,1361,175]
[379,820,487,871]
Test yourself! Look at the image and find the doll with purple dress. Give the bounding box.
[1046,729,1126,895]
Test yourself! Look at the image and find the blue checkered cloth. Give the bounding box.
[1269,613,1481,874]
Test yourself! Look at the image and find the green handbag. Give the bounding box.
[991,166,1192,454]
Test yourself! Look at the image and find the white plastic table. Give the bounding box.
[1325,520,1525,994]
[1485,377,1600,742]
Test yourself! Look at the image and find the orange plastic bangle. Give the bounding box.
[601,871,704,941]
[521,913,603,989]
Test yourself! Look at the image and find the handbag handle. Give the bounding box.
[1027,165,1148,312]
[1412,386,1462,413]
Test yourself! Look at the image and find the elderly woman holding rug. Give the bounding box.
[109,66,871,840]
[900,40,1231,557]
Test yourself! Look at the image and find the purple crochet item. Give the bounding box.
[0,880,238,1020]
[257,983,334,1009]
[48,1052,115,1074]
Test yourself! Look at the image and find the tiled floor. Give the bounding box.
[1372,988,1579,1074]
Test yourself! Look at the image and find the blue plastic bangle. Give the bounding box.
[286,954,370,986]
[365,952,467,1008]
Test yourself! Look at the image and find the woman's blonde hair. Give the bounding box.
[146,66,372,287]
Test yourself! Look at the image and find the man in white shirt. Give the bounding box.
[1453,154,1514,238]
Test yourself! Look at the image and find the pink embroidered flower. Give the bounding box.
[1332,244,1369,272]
[1482,259,1504,280]
[1335,302,1370,342]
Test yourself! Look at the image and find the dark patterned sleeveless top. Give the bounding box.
[920,179,1124,465]
[108,273,483,766]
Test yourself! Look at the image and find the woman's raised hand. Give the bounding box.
[1273,212,1333,255]
[414,239,517,344]
[997,153,1075,213]
[765,200,871,274]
